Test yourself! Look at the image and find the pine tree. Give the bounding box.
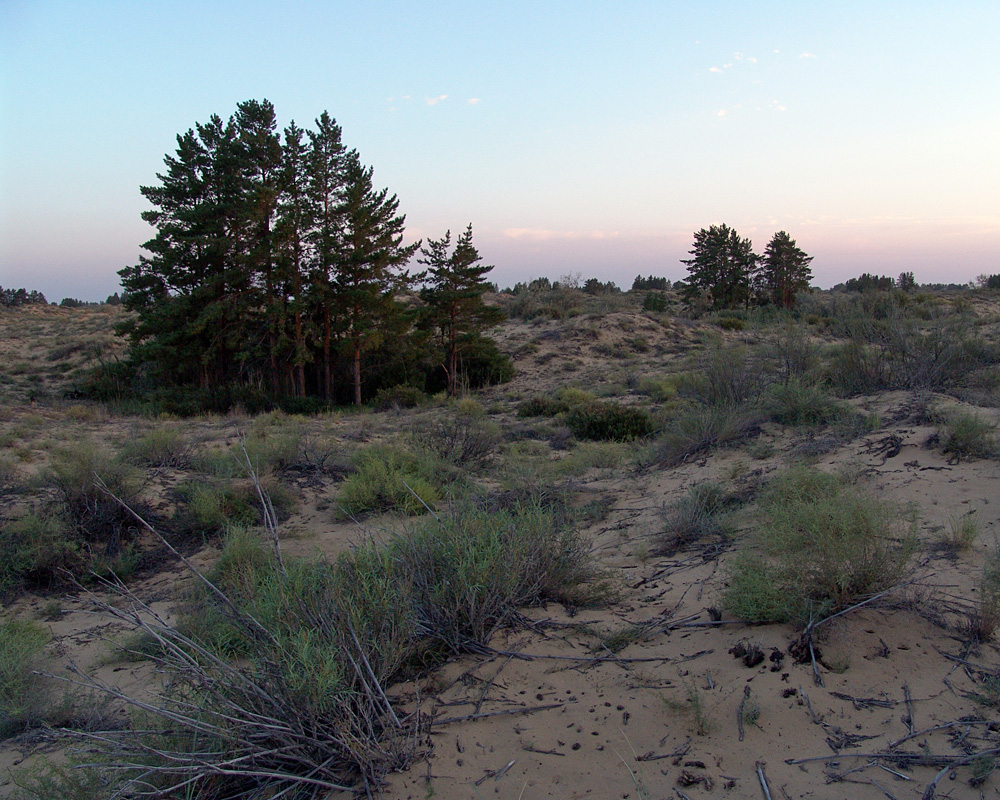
[306,112,347,401]
[419,225,505,396]
[760,231,813,309]
[335,151,420,406]
[680,224,757,311]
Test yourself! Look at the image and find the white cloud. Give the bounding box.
[723,62,733,69]
[425,94,448,106]
[716,109,727,118]
[467,97,481,105]
[770,100,787,112]
[709,66,722,73]
[799,52,816,58]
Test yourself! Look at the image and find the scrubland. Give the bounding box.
[1,285,1000,799]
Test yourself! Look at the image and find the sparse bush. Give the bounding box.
[0,619,50,738]
[723,467,916,625]
[940,409,998,460]
[565,400,653,442]
[0,511,81,595]
[120,426,189,468]
[337,445,441,518]
[766,378,851,427]
[968,547,1000,642]
[50,497,603,798]
[46,441,146,555]
[658,482,736,553]
[650,405,760,466]
[417,408,500,468]
[175,481,264,536]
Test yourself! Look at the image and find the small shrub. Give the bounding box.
[658,483,736,553]
[565,400,653,442]
[120,426,189,468]
[517,395,572,418]
[636,375,677,402]
[766,379,851,427]
[717,317,745,331]
[417,409,500,468]
[940,410,998,460]
[176,481,262,535]
[723,467,915,625]
[373,384,427,411]
[47,441,145,552]
[337,446,441,518]
[968,547,1000,642]
[553,441,627,476]
[0,619,50,738]
[651,405,759,466]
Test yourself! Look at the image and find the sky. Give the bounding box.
[1,1,998,302]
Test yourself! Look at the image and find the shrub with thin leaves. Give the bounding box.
[658,482,737,554]
[565,400,653,442]
[940,409,998,460]
[766,378,852,427]
[50,497,604,799]
[0,619,50,738]
[968,547,1000,642]
[337,445,442,518]
[650,405,760,466]
[723,467,915,625]
[0,510,80,595]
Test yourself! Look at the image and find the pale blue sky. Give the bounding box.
[1,1,997,301]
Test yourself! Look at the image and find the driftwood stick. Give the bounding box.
[809,637,824,687]
[738,685,750,742]
[889,719,995,750]
[787,745,1000,767]
[799,686,822,725]
[921,765,950,800]
[903,684,914,735]
[869,778,899,800]
[433,703,564,726]
[756,761,773,800]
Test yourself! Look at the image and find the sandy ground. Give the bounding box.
[1,303,999,799]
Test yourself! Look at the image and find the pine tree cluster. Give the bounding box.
[118,100,508,408]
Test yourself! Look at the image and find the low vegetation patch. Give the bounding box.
[0,619,51,738]
[940,409,998,460]
[337,445,442,518]
[723,467,916,625]
[41,498,605,798]
[658,482,738,554]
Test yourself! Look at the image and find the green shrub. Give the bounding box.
[565,400,653,442]
[517,395,572,418]
[58,499,603,799]
[0,619,50,738]
[176,481,262,535]
[717,317,745,331]
[337,445,442,518]
[46,442,146,555]
[658,483,736,553]
[372,384,427,411]
[0,511,79,595]
[940,409,998,460]
[650,405,759,466]
[723,467,915,625]
[766,379,852,427]
[119,426,188,468]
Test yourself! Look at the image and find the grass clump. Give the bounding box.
[0,511,81,595]
[947,511,981,551]
[766,379,852,427]
[565,400,653,442]
[940,409,998,460]
[337,445,442,518]
[723,466,915,625]
[650,405,759,466]
[658,482,737,554]
[967,547,1000,642]
[417,405,500,468]
[0,619,50,738]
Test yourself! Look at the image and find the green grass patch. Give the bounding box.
[337,445,442,518]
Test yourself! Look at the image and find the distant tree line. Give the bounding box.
[115,100,508,409]
[0,287,48,307]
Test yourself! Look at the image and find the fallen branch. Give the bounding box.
[432,703,564,726]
